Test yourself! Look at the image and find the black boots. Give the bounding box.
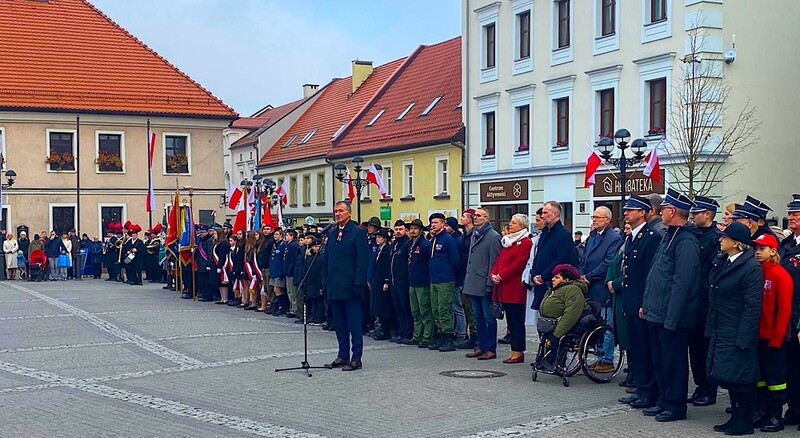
[714,399,739,433]
[724,393,755,436]
[758,403,784,433]
[439,333,456,352]
[428,333,443,350]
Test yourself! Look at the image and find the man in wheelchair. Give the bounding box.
[535,264,597,372]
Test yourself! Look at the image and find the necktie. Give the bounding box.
[624,234,633,251]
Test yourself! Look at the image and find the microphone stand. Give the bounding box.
[275,229,332,377]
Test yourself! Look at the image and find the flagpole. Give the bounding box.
[175,183,181,296]
[76,115,81,233]
[147,119,153,230]
[189,187,196,301]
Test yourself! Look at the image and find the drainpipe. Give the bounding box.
[462,2,471,210]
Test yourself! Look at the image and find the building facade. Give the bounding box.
[0,0,237,236]
[463,0,800,232]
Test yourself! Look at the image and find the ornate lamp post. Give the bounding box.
[0,153,16,230]
[333,156,380,225]
[596,129,647,225]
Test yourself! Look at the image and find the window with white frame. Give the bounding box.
[509,84,534,165]
[516,105,530,153]
[402,161,414,198]
[381,164,392,198]
[587,65,621,142]
[512,0,534,75]
[593,0,620,55]
[601,0,615,36]
[289,176,298,207]
[164,134,190,174]
[96,131,124,172]
[99,204,125,237]
[475,2,500,83]
[647,78,667,136]
[517,11,531,60]
[599,89,615,138]
[302,174,311,205]
[46,130,76,172]
[436,156,449,196]
[556,0,570,48]
[484,23,496,69]
[555,98,569,149]
[316,171,326,204]
[483,111,496,156]
[50,204,76,235]
[641,0,671,43]
[544,75,575,158]
[550,0,574,65]
[635,53,674,137]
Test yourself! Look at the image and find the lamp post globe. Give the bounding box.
[614,128,631,147]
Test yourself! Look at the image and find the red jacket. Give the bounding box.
[490,236,532,305]
[759,260,794,347]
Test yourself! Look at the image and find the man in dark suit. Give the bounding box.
[617,195,661,411]
[323,201,369,371]
[579,206,622,372]
[531,200,577,309]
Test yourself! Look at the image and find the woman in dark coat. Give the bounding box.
[87,237,104,279]
[212,229,231,305]
[370,229,394,340]
[706,222,763,435]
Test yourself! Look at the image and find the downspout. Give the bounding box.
[462,3,470,210]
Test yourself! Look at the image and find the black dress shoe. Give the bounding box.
[324,358,348,369]
[198,297,214,302]
[642,406,664,416]
[399,338,414,345]
[626,387,638,394]
[342,360,362,371]
[687,389,701,404]
[619,394,640,404]
[630,398,656,409]
[215,301,227,305]
[692,396,716,407]
[760,416,784,432]
[180,294,193,299]
[655,410,686,422]
[498,334,511,344]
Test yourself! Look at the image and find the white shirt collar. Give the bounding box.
[630,222,646,239]
[795,234,800,246]
[729,251,744,263]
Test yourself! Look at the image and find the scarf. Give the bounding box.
[501,228,528,248]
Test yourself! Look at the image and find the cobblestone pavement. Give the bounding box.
[0,280,738,437]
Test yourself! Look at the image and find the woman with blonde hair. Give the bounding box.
[243,231,263,310]
[719,203,736,231]
[3,232,19,280]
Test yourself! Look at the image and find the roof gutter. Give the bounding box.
[0,105,237,120]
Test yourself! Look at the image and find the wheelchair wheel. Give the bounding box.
[562,376,570,387]
[579,324,624,383]
[561,339,582,377]
[532,368,537,381]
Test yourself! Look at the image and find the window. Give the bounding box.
[382,165,392,197]
[555,97,569,148]
[289,176,298,207]
[403,162,414,197]
[239,153,242,161]
[367,109,385,127]
[316,171,326,204]
[51,205,75,235]
[650,0,666,23]
[100,205,124,236]
[484,23,496,68]
[299,130,316,145]
[396,102,415,120]
[47,131,75,171]
[282,134,297,147]
[436,157,449,195]
[483,111,496,156]
[250,151,253,160]
[518,11,531,59]
[648,78,667,135]
[601,0,615,36]
[164,134,189,174]
[239,171,245,182]
[557,0,570,48]
[97,132,123,172]
[599,89,614,138]
[517,105,530,152]
[331,124,346,139]
[0,127,5,159]
[199,209,214,226]
[302,174,311,205]
[420,96,442,116]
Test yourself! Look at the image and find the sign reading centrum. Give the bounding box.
[480,179,529,203]
[592,170,666,197]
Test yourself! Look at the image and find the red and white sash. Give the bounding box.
[225,252,236,288]
[213,244,229,285]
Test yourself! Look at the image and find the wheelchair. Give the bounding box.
[531,301,624,387]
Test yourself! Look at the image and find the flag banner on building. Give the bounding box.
[584,144,603,187]
[366,164,387,198]
[346,166,355,201]
[145,130,156,212]
[275,179,289,205]
[227,182,243,210]
[643,138,663,183]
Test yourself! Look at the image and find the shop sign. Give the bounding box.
[479,179,528,203]
[592,170,666,197]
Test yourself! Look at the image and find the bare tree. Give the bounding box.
[665,22,761,198]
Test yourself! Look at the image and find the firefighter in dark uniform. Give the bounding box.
[195,225,212,301]
[778,194,800,430]
[687,196,722,407]
[617,195,661,410]
[732,195,775,241]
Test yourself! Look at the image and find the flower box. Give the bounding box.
[166,153,189,173]
[45,150,75,171]
[96,151,123,172]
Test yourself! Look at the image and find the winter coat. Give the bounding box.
[540,280,591,339]
[301,249,324,298]
[647,216,667,237]
[642,224,701,330]
[463,223,501,297]
[490,236,532,305]
[18,238,30,260]
[531,220,577,309]
[45,237,62,258]
[408,236,431,287]
[449,229,465,287]
[28,240,44,258]
[696,224,722,323]
[778,234,800,331]
[294,245,308,286]
[257,235,273,269]
[759,260,794,347]
[621,223,660,316]
[283,239,299,278]
[370,243,393,318]
[232,244,246,278]
[324,220,368,300]
[580,227,623,306]
[428,230,460,284]
[458,228,473,285]
[269,240,285,279]
[706,249,763,385]
[87,241,104,265]
[605,246,629,350]
[390,235,410,287]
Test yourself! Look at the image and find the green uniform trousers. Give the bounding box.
[409,285,434,343]
[430,281,455,335]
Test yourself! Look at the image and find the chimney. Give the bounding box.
[302,84,319,98]
[351,60,373,93]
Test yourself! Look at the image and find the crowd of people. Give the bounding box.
[8,191,800,435]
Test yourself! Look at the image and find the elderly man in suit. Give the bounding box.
[580,206,622,372]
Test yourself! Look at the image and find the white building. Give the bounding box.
[462,0,800,231]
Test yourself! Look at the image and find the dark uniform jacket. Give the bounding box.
[257,235,273,270]
[706,249,763,385]
[324,220,368,300]
[696,224,722,324]
[301,248,324,298]
[429,230,460,284]
[269,240,285,279]
[621,223,660,316]
[390,235,410,288]
[232,243,245,279]
[643,224,701,330]
[779,234,800,331]
[370,243,393,318]
[408,236,431,288]
[283,239,299,279]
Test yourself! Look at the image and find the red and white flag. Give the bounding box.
[145,131,156,212]
[275,179,289,205]
[227,183,243,210]
[232,188,247,235]
[584,144,603,188]
[366,164,387,198]
[643,146,662,183]
[246,185,255,231]
[346,166,356,201]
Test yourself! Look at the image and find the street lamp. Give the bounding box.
[597,129,647,226]
[333,156,381,225]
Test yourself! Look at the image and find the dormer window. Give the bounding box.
[420,96,442,116]
[366,109,385,127]
[298,130,316,145]
[396,102,415,120]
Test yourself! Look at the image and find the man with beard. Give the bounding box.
[390,220,413,344]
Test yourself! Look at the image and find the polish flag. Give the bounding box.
[643,147,662,183]
[346,167,356,201]
[227,183,243,210]
[145,131,157,212]
[584,144,603,187]
[245,185,255,231]
[261,197,274,228]
[232,195,247,236]
[275,179,289,205]
[366,164,387,198]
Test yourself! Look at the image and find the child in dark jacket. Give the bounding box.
[302,239,326,324]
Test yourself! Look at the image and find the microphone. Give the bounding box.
[320,222,336,235]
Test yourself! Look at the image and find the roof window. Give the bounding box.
[298,130,317,145]
[366,109,386,127]
[396,102,416,120]
[420,96,443,116]
[332,124,347,139]
[282,134,298,148]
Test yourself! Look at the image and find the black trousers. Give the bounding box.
[649,324,690,414]
[92,263,102,279]
[786,329,800,416]
[758,339,788,406]
[504,303,526,352]
[196,270,210,299]
[688,320,718,398]
[626,314,658,401]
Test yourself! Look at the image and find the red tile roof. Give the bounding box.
[231,97,309,148]
[329,37,463,159]
[0,0,236,118]
[258,57,407,167]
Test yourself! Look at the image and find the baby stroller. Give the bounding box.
[17,251,28,280]
[27,250,48,282]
